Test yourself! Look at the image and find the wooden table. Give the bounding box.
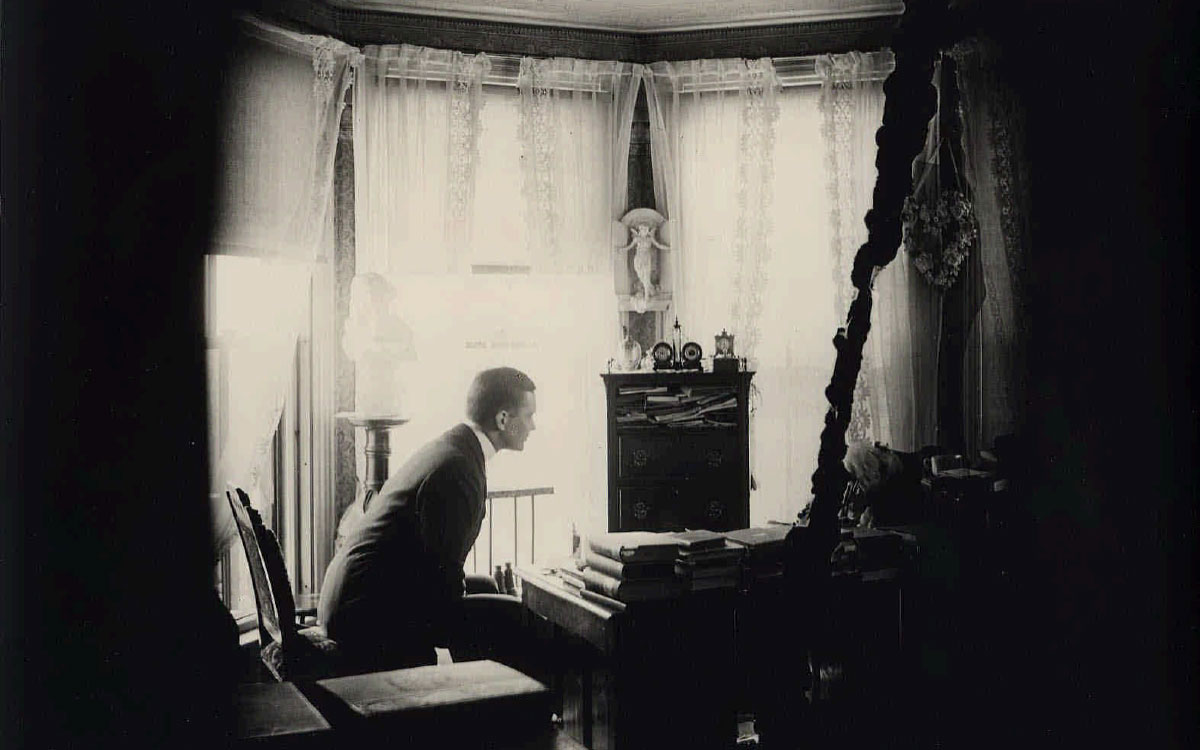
[518,567,738,750]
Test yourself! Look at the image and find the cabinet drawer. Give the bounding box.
[618,432,739,479]
[674,433,739,479]
[617,482,741,532]
[617,486,684,531]
[617,434,677,478]
[687,481,744,531]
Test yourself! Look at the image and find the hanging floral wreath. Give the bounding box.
[901,189,979,288]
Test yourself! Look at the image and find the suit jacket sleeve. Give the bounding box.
[417,455,484,610]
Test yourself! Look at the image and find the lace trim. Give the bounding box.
[518,58,561,271]
[729,58,781,361]
[818,51,884,442]
[312,39,341,101]
[445,52,491,271]
[281,39,357,262]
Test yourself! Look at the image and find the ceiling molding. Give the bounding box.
[322,0,904,35]
[336,7,633,59]
[642,16,900,61]
[260,0,900,61]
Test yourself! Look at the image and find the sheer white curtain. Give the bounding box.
[651,60,838,524]
[354,45,490,275]
[208,17,355,554]
[642,66,682,311]
[518,58,642,273]
[819,50,939,453]
[645,59,781,356]
[753,89,844,524]
[356,49,641,276]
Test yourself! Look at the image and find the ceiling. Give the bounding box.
[324,0,905,33]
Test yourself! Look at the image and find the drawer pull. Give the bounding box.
[632,500,650,520]
[705,449,724,468]
[706,500,725,520]
[631,449,649,468]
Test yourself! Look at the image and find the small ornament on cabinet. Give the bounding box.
[617,325,642,372]
[713,328,738,373]
[614,208,670,313]
[671,317,683,366]
[650,341,675,371]
[680,340,703,370]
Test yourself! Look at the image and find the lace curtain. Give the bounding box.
[644,59,781,358]
[650,61,842,524]
[354,48,641,277]
[518,57,642,273]
[353,45,490,275]
[208,16,356,554]
[818,50,940,452]
[951,39,1030,452]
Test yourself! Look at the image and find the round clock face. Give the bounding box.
[681,341,703,363]
[651,341,674,363]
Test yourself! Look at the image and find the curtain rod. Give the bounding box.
[238,13,358,60]
[379,52,894,92]
[237,15,892,92]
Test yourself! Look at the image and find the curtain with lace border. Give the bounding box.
[209,16,356,556]
[818,51,882,444]
[818,50,940,452]
[644,58,781,360]
[353,45,490,275]
[648,59,850,526]
[518,57,643,274]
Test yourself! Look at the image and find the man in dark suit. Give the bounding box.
[318,367,537,669]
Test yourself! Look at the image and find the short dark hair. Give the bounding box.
[466,367,536,428]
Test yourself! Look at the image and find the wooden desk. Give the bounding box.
[519,567,737,750]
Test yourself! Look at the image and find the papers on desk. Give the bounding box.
[540,567,627,613]
[578,588,627,612]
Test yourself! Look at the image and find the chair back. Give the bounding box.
[227,488,298,649]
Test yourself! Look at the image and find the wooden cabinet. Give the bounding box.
[601,371,754,532]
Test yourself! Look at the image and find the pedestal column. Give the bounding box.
[333,413,408,550]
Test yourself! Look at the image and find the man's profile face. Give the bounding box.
[498,391,537,451]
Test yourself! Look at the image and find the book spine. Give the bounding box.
[585,551,675,580]
[579,567,624,599]
[580,568,680,602]
[584,549,627,579]
[675,563,741,579]
[587,538,633,562]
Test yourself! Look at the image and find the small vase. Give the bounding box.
[619,327,642,372]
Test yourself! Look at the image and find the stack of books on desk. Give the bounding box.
[670,529,745,592]
[580,531,682,604]
[722,525,792,581]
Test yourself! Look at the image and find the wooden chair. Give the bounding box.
[227,488,345,682]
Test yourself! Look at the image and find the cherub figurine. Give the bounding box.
[615,208,670,313]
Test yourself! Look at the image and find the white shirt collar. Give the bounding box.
[468,421,497,464]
